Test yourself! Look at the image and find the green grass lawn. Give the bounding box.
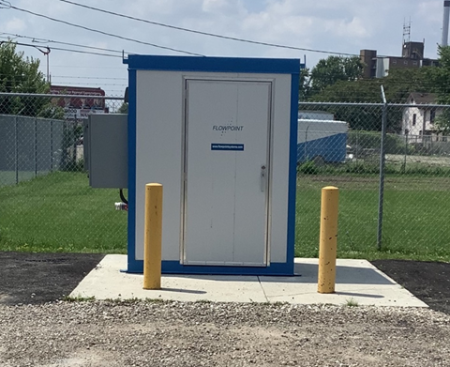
[296,174,450,262]
[0,172,127,253]
[1,171,450,262]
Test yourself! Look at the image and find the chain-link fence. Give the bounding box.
[0,114,64,186]
[0,92,127,253]
[1,92,450,261]
[297,101,450,261]
[0,92,125,186]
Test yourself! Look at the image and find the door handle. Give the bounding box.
[260,165,266,192]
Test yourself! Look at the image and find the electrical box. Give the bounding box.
[124,55,300,275]
[85,113,128,188]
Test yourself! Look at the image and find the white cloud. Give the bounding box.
[0,0,445,95]
[330,17,369,39]
[417,1,442,24]
[201,0,243,15]
[4,17,26,33]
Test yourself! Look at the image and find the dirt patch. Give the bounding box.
[0,252,104,305]
[371,260,450,315]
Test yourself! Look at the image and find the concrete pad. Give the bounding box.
[70,255,267,303]
[259,259,428,307]
[70,255,428,308]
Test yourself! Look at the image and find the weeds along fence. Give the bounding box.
[1,92,450,261]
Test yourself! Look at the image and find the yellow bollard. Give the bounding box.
[317,186,339,294]
[143,183,163,290]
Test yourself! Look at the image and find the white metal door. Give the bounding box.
[182,79,272,266]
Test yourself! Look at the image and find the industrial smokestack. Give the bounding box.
[442,1,450,46]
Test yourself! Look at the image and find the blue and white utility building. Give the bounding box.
[122,55,300,275]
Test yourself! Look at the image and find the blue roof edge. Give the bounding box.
[123,54,301,74]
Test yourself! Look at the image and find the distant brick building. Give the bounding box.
[360,41,438,79]
[49,85,107,119]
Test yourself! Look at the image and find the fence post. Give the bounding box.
[50,120,54,172]
[377,86,388,251]
[72,118,77,169]
[355,130,359,159]
[403,131,408,174]
[14,116,18,185]
[34,117,38,177]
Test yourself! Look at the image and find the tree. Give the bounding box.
[0,41,52,116]
[307,65,439,132]
[307,78,384,130]
[428,46,450,134]
[431,45,450,102]
[118,102,128,114]
[383,68,437,103]
[309,56,364,96]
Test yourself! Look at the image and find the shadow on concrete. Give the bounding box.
[335,291,384,299]
[161,288,207,295]
[160,263,394,286]
[290,263,395,285]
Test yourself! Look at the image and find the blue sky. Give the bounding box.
[0,0,446,96]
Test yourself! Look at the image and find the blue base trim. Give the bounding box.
[125,261,294,276]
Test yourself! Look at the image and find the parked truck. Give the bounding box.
[297,119,348,164]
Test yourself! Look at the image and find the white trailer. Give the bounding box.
[297,119,348,164]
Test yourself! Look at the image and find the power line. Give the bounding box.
[0,32,129,55]
[42,46,121,58]
[58,0,357,57]
[51,65,124,69]
[50,81,127,86]
[0,36,122,58]
[0,1,203,56]
[51,75,127,80]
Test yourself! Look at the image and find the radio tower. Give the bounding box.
[403,18,411,44]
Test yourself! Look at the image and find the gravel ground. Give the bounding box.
[385,154,450,166]
[2,253,450,366]
[1,301,449,367]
